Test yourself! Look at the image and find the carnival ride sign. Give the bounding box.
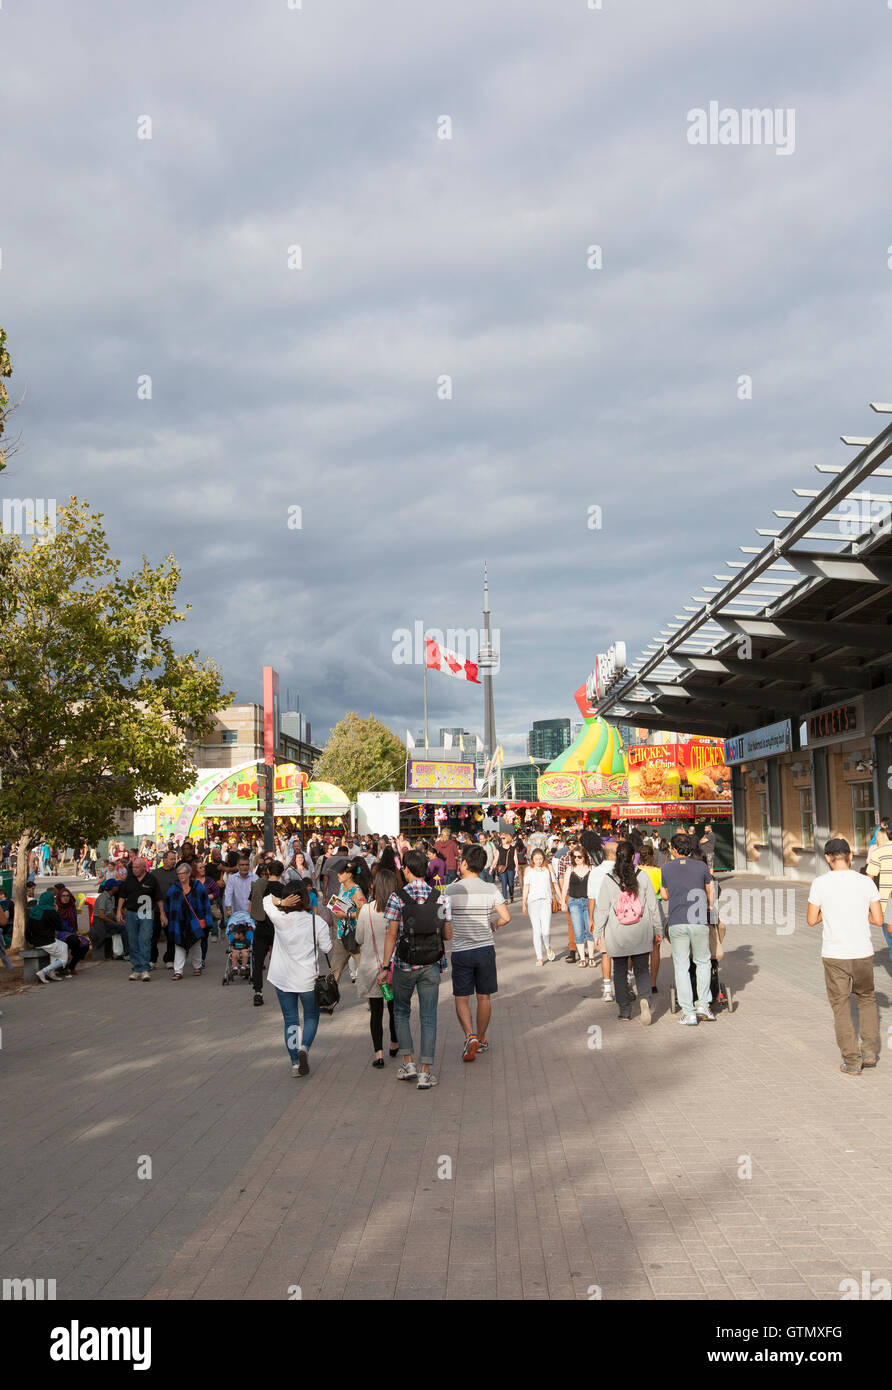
[537,768,628,806]
[408,759,476,791]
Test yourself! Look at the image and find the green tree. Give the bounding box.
[312,712,406,804]
[0,324,15,472]
[0,498,231,949]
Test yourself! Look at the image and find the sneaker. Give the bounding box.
[477,1038,489,1053]
[639,998,652,1026]
[141,972,151,982]
[417,1071,438,1089]
[297,1047,310,1077]
[680,1013,699,1027]
[253,992,264,1007]
[35,971,50,984]
[462,1034,479,1063]
[695,1006,715,1022]
[397,1062,418,1081]
[128,972,141,981]
[601,980,614,1001]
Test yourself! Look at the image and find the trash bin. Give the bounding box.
[0,869,12,899]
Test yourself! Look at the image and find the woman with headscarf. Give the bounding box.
[26,891,70,983]
[53,885,91,975]
[164,863,213,979]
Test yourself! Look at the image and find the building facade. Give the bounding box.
[527,718,571,761]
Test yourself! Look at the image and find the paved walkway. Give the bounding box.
[2,874,891,1301]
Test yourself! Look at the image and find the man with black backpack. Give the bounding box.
[379,848,452,1090]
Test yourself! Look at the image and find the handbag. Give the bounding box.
[182,886,209,945]
[312,912,340,1011]
[366,905,394,995]
[549,868,562,914]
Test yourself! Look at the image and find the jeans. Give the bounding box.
[527,899,552,957]
[444,869,459,884]
[125,910,153,973]
[669,920,711,1015]
[274,987,320,1061]
[567,896,592,946]
[499,869,515,900]
[613,952,651,1017]
[392,964,440,1065]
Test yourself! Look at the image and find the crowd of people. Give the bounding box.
[4,814,890,1080]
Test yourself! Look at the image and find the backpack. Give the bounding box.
[396,887,444,966]
[615,887,645,926]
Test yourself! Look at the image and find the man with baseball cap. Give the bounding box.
[807,837,883,1075]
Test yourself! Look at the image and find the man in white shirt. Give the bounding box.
[224,856,257,920]
[807,837,883,1075]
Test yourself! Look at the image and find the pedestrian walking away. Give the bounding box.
[354,865,401,1066]
[807,837,883,1075]
[660,833,715,1026]
[265,879,333,1078]
[445,844,511,1060]
[379,848,452,1089]
[593,841,662,1025]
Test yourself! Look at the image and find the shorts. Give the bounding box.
[451,945,498,997]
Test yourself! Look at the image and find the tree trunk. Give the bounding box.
[10,829,37,952]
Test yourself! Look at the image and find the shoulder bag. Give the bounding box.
[312,912,340,1011]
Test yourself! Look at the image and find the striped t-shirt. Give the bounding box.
[443,878,505,954]
[867,843,892,908]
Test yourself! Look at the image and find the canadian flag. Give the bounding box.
[425,636,480,684]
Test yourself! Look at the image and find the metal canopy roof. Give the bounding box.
[594,404,892,738]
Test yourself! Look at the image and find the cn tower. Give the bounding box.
[481,562,497,760]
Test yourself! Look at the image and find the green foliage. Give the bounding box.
[0,499,232,944]
[0,325,12,472]
[312,712,406,803]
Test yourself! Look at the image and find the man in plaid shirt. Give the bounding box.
[379,849,452,1090]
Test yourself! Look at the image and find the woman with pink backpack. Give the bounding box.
[593,840,663,1025]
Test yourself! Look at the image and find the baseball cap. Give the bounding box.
[824,837,851,858]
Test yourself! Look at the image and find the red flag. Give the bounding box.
[425,636,481,684]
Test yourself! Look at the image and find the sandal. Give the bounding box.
[172,973,183,981]
[576,957,588,967]
[546,948,555,962]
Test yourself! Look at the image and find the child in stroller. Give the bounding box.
[223,909,254,985]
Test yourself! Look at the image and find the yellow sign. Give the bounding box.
[408,759,476,791]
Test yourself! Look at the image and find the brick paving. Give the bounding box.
[2,873,891,1301]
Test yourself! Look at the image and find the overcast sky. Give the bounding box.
[3,0,891,757]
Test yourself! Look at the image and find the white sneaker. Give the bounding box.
[417,1071,438,1090]
[695,1006,716,1021]
[397,1062,418,1081]
[128,972,141,981]
[141,972,151,982]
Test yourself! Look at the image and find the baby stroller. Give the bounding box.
[222,910,254,986]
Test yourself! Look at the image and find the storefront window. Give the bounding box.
[851,782,875,854]
[759,792,769,844]
[799,788,814,849]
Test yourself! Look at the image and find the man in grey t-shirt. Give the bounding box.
[444,844,511,1062]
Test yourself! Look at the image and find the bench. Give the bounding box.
[20,948,50,982]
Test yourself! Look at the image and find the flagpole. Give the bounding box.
[423,635,429,749]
